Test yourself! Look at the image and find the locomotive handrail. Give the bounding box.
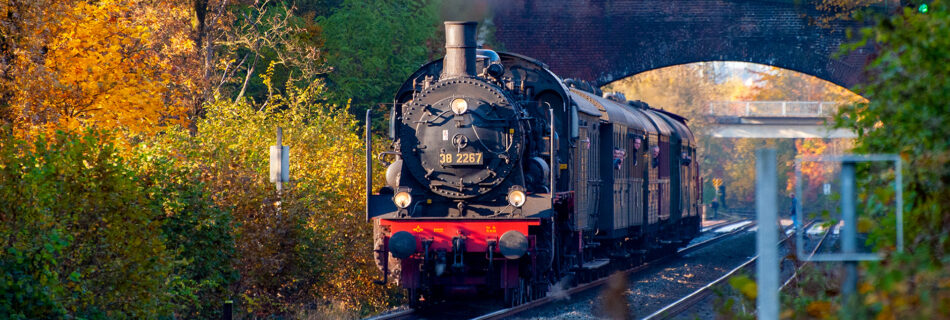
[377,151,401,167]
[549,107,556,200]
[365,110,372,222]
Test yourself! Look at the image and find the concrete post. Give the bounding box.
[756,149,779,320]
[841,161,858,308]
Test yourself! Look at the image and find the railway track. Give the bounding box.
[781,222,834,289]
[475,219,757,320]
[641,220,831,320]
[364,218,755,320]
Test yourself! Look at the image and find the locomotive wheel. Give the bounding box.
[408,288,421,308]
[520,278,527,305]
[504,279,527,307]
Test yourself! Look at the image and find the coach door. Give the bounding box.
[612,126,630,232]
[628,131,645,227]
[574,120,601,231]
[586,122,601,230]
[575,125,590,230]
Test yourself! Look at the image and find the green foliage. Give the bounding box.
[0,232,71,319]
[0,127,238,318]
[836,0,950,255]
[319,0,439,115]
[128,144,238,319]
[219,1,327,104]
[782,0,950,318]
[0,129,175,318]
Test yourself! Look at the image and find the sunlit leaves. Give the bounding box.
[150,85,394,315]
[729,274,759,300]
[834,0,950,251]
[9,0,187,135]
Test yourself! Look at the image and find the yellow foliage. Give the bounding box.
[728,274,758,300]
[806,300,834,318]
[8,0,187,136]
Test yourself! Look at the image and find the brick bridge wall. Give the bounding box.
[487,0,883,88]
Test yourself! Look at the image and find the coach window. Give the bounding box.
[651,145,660,168]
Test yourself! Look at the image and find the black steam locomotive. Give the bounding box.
[366,21,701,306]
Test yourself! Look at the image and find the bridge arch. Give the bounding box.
[488,0,883,89]
[602,61,866,139]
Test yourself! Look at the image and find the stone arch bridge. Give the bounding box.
[484,0,895,89]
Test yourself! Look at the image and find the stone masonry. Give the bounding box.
[487,0,885,88]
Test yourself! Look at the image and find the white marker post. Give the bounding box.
[270,127,290,192]
[756,149,779,319]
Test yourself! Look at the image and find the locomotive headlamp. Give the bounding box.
[507,189,526,207]
[393,191,412,209]
[451,98,468,115]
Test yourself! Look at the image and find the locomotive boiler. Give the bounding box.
[366,21,702,307]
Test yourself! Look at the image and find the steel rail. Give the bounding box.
[780,223,833,289]
[364,308,415,320]
[641,221,813,320]
[469,219,757,320]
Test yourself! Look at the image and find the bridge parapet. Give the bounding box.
[708,101,845,118]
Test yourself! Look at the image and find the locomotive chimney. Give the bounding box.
[442,21,478,79]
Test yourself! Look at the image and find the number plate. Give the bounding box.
[439,152,484,165]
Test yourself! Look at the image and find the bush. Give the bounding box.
[0,129,175,318]
[129,143,238,319]
[1,82,399,318]
[769,1,950,318]
[149,83,395,316]
[0,127,239,319]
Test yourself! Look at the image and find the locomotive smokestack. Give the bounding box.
[442,21,478,79]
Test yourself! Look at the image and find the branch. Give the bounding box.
[214,52,248,97]
[234,50,259,103]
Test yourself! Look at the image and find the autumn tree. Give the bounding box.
[0,0,194,135]
[744,65,866,104]
[604,63,722,132]
[0,0,436,317]
[210,0,326,104]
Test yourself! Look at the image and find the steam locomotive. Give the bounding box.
[366,21,701,306]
